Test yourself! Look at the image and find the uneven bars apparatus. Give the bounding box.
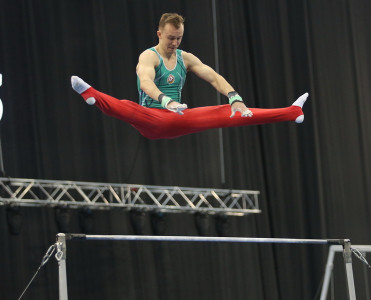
[55,233,357,300]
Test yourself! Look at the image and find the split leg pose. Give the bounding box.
[71,76,308,140]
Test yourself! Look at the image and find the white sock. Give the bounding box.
[295,115,304,123]
[292,93,308,123]
[292,92,309,108]
[71,76,91,94]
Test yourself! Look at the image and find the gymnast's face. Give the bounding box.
[157,23,184,55]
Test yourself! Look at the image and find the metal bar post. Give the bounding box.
[343,240,357,300]
[56,233,68,300]
[320,245,337,300]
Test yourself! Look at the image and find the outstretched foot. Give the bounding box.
[71,76,95,105]
[292,93,309,123]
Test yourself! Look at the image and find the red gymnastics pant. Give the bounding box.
[80,87,304,140]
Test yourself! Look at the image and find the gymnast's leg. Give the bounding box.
[157,94,307,138]
[71,76,164,137]
[71,76,199,139]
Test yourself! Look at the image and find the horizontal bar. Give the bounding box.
[64,234,346,245]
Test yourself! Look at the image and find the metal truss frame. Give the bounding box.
[0,177,261,215]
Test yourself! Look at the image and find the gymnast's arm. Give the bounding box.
[136,50,187,114]
[183,51,252,117]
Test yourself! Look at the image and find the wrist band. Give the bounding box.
[227,91,238,97]
[228,92,243,105]
[229,98,244,105]
[158,94,173,108]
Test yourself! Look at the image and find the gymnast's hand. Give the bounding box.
[167,101,188,115]
[159,94,188,115]
[228,92,253,118]
[230,101,253,118]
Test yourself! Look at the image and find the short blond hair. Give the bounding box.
[158,13,185,30]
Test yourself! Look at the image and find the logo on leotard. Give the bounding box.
[167,74,175,84]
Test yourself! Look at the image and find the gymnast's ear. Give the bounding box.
[157,29,162,39]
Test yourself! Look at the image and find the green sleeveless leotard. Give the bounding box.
[137,47,187,108]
